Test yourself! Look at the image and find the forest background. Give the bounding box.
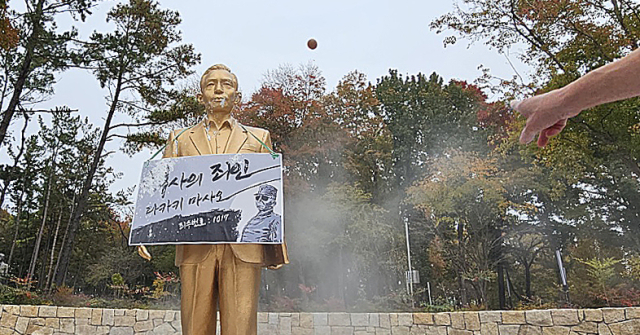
[0,0,639,312]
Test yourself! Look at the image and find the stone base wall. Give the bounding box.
[0,305,180,335]
[0,305,638,334]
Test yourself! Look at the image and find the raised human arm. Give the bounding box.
[514,47,640,147]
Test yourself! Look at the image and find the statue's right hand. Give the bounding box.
[137,245,152,261]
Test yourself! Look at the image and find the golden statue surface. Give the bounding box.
[139,64,288,335]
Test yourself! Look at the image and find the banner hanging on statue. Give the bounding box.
[129,153,284,245]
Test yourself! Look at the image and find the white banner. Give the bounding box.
[129,153,284,245]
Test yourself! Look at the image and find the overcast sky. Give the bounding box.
[9,0,531,202]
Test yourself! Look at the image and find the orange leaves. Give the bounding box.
[0,2,18,51]
[428,237,447,277]
[10,275,37,288]
[236,64,352,192]
[517,0,571,21]
[407,150,509,225]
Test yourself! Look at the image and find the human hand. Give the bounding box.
[511,89,581,147]
[137,245,152,261]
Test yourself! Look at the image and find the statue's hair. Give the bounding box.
[200,64,239,91]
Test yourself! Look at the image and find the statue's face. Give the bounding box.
[255,193,276,212]
[198,69,239,114]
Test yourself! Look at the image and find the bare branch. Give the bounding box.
[108,121,161,131]
[20,108,78,113]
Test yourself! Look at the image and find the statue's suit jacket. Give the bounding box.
[162,118,289,268]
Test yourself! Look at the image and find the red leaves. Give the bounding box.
[235,65,359,193]
[298,283,316,294]
[451,80,488,101]
[153,271,179,283]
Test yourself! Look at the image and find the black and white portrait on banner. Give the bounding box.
[129,153,284,245]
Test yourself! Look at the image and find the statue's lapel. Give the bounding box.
[225,119,248,153]
[188,122,212,155]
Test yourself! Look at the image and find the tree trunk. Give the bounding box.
[0,113,29,208]
[457,222,468,307]
[7,180,26,270]
[525,262,532,299]
[45,208,63,290]
[52,194,74,289]
[54,69,125,286]
[27,151,57,289]
[497,263,506,310]
[38,229,52,289]
[0,0,44,148]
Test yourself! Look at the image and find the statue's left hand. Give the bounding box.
[137,245,152,261]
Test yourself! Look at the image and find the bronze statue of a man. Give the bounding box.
[139,64,288,335]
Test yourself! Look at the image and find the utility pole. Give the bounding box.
[555,249,570,306]
[404,217,414,308]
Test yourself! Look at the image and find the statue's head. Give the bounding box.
[197,64,242,115]
[255,184,277,212]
